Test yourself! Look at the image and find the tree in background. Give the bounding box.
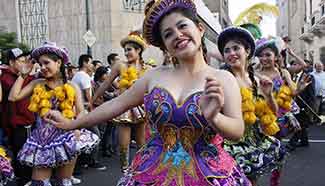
[0,32,30,63]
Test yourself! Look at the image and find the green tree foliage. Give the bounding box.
[0,32,30,63]
[0,32,30,52]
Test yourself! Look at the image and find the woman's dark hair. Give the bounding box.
[41,53,67,83]
[107,53,118,65]
[124,42,144,65]
[156,8,208,64]
[247,64,258,98]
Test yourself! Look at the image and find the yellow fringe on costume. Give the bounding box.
[275,85,293,111]
[0,147,10,161]
[241,88,257,125]
[28,83,76,119]
[255,99,280,136]
[240,87,280,136]
[118,66,147,90]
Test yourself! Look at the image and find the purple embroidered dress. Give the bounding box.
[18,95,99,167]
[117,87,251,186]
[0,147,14,185]
[273,77,300,137]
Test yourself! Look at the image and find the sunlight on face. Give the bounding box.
[223,40,249,68]
[160,12,204,60]
[39,55,62,78]
[258,48,276,68]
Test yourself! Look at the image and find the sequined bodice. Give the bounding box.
[130,87,237,185]
[144,87,209,132]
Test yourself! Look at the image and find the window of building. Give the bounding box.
[223,0,227,7]
[321,4,325,16]
[320,47,325,64]
[301,27,304,34]
[311,16,316,25]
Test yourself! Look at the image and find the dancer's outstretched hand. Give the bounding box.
[44,110,74,130]
[199,77,224,122]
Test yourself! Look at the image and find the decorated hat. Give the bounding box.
[31,41,69,64]
[143,0,196,47]
[255,37,285,56]
[240,23,262,40]
[120,31,148,50]
[217,26,256,59]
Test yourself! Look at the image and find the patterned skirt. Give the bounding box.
[18,119,99,168]
[224,125,287,179]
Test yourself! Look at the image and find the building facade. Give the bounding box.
[0,0,224,65]
[203,0,232,28]
[277,0,325,64]
[276,0,306,59]
[300,0,325,64]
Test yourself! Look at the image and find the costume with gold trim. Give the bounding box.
[223,88,286,179]
[117,87,251,185]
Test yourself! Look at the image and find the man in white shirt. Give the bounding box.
[72,54,107,172]
[311,62,325,115]
[72,54,94,111]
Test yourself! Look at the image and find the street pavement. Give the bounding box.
[7,125,325,186]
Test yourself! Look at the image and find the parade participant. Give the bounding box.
[0,48,35,186]
[92,31,148,172]
[255,37,310,138]
[0,66,14,185]
[44,0,252,185]
[255,38,310,186]
[217,26,286,186]
[8,42,99,186]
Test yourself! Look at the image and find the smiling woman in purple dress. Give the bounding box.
[44,0,252,185]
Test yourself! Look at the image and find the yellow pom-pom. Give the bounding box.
[120,71,128,79]
[242,101,255,112]
[0,147,7,158]
[240,88,253,101]
[62,109,75,119]
[276,98,284,106]
[28,103,39,112]
[33,84,44,95]
[278,93,287,99]
[261,115,273,126]
[63,84,76,99]
[40,108,50,117]
[255,99,268,116]
[31,95,41,103]
[281,86,291,95]
[39,91,52,99]
[283,101,292,110]
[56,91,66,101]
[60,100,73,110]
[39,99,52,108]
[263,123,280,136]
[119,79,129,89]
[243,112,256,125]
[127,66,137,74]
[127,72,138,81]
